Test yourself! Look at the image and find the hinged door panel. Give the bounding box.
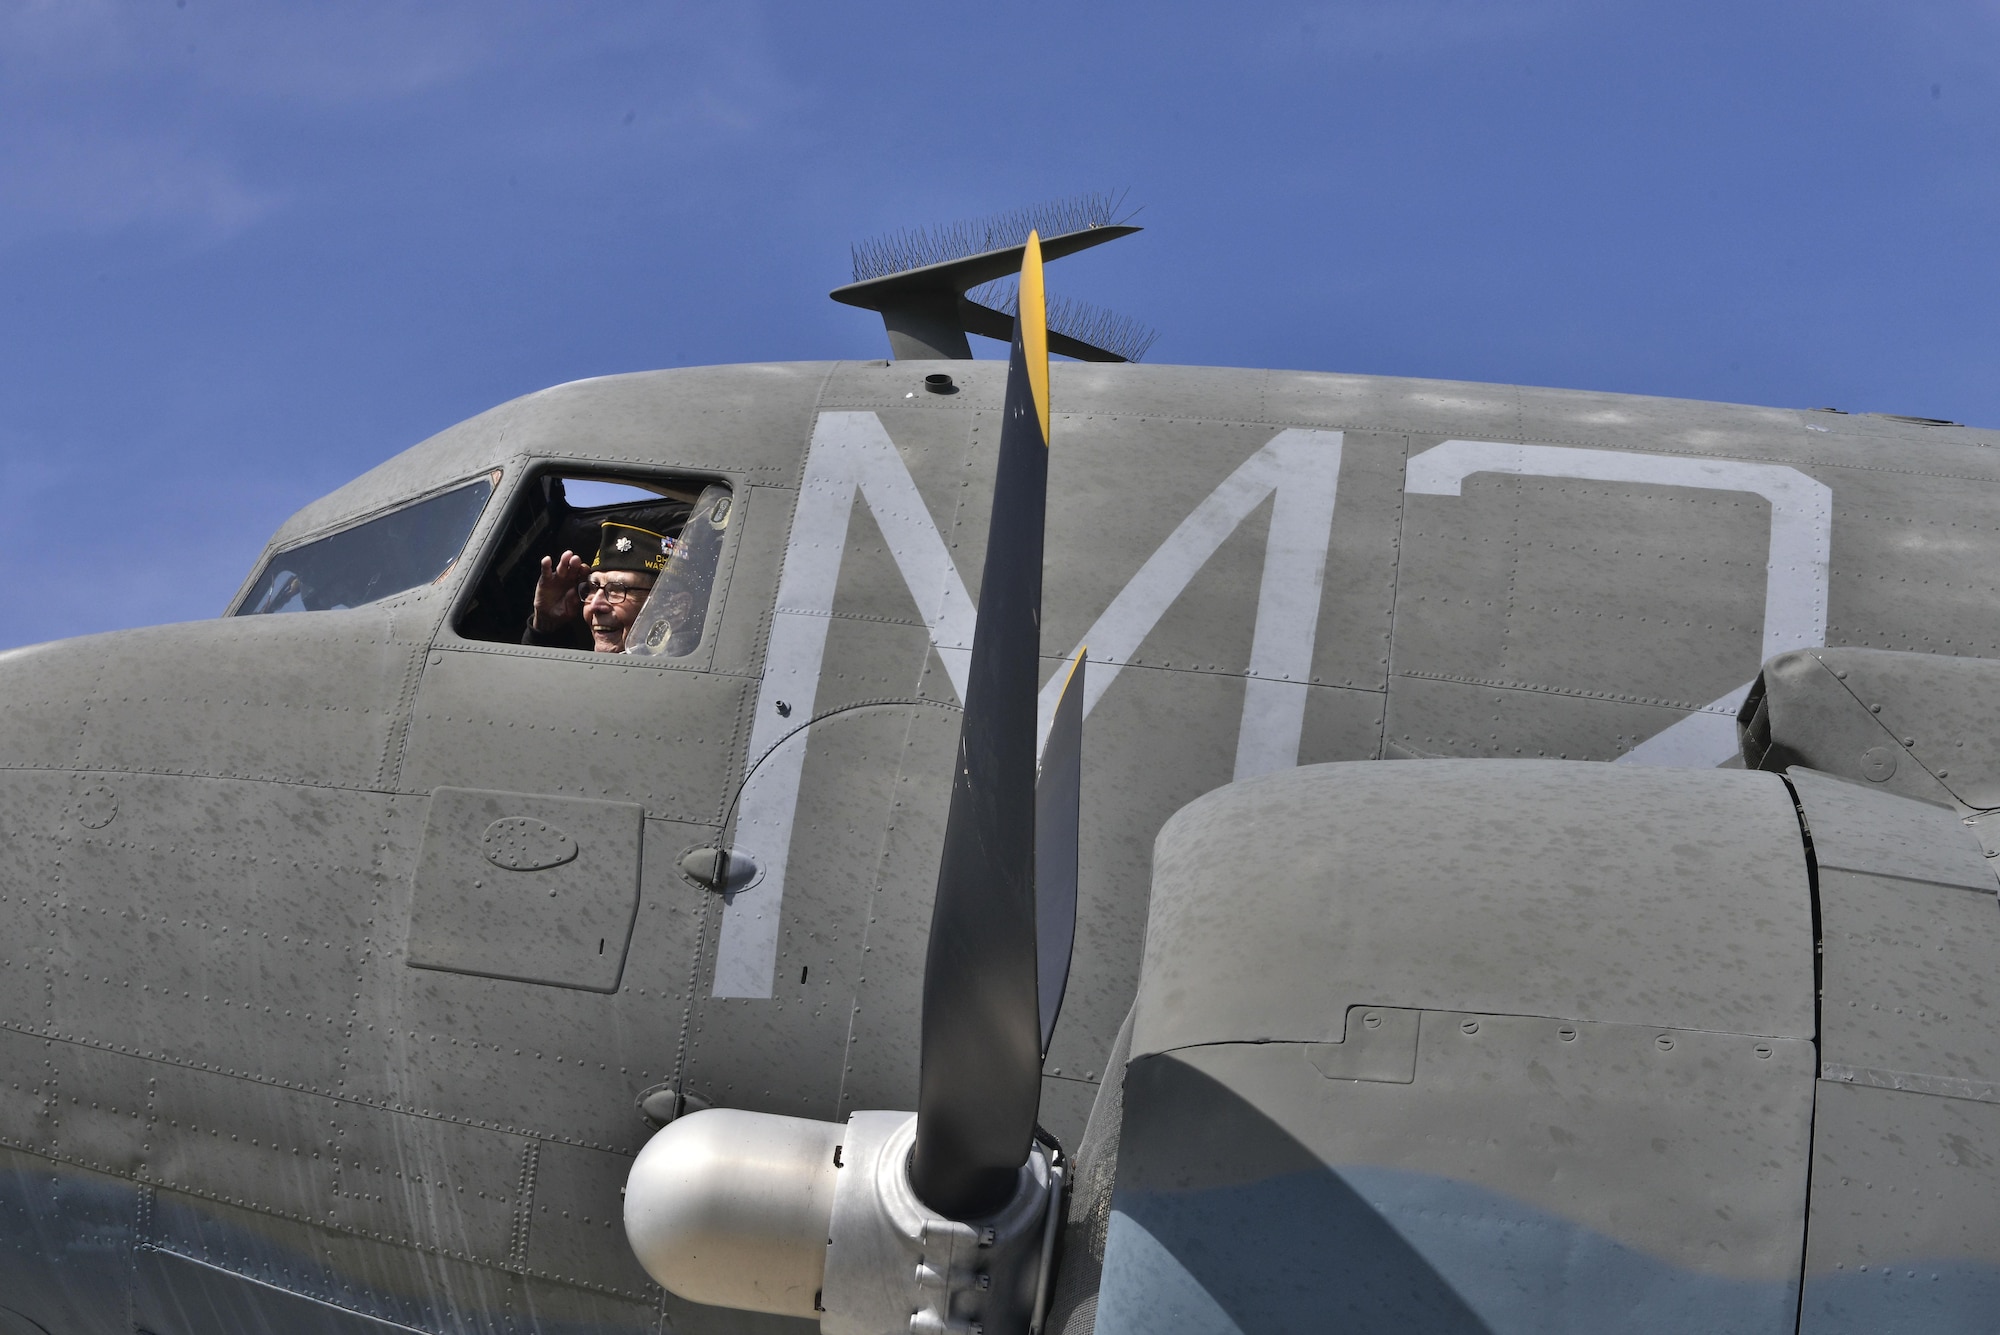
[408,787,643,991]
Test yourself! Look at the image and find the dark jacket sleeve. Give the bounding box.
[522,619,593,651]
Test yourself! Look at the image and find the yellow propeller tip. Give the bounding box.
[1020,233,1050,447]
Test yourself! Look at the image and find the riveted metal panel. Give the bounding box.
[1394,466,1768,712]
[407,788,643,993]
[521,1139,658,1300]
[1510,385,1816,458]
[1823,467,2000,662]
[0,637,108,772]
[1104,1017,1814,1335]
[1798,650,2000,811]
[1747,652,1960,806]
[0,1029,52,1148]
[819,358,1009,418]
[273,364,826,550]
[1260,369,1520,438]
[803,604,941,717]
[685,702,922,1124]
[1043,362,1270,427]
[1310,434,1404,692]
[806,398,987,603]
[367,820,706,1158]
[398,650,753,825]
[0,771,63,1032]
[1040,418,1302,674]
[807,499,962,651]
[46,1040,154,1178]
[143,1187,540,1335]
[820,690,961,1123]
[614,814,719,1071]
[134,1246,428,1335]
[1508,382,2000,475]
[149,1065,339,1225]
[1819,867,2000,1097]
[531,362,826,479]
[43,774,384,1094]
[1382,670,1712,761]
[1789,768,1994,892]
[496,363,821,487]
[1057,662,1294,1012]
[1136,762,1813,1059]
[321,1100,529,1268]
[1293,681,1388,766]
[342,808,693,1151]
[0,1147,142,1335]
[698,481,785,683]
[503,1279,663,1335]
[65,612,426,792]
[1050,421,1404,695]
[1801,1080,2000,1331]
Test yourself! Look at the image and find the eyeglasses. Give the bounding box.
[578,580,653,606]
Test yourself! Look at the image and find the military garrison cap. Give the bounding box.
[593,521,673,574]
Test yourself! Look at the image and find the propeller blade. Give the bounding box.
[910,232,1052,1220]
[1035,647,1086,1059]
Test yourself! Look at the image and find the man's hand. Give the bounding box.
[531,550,589,632]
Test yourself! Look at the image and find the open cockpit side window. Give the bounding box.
[455,471,731,659]
[234,473,497,616]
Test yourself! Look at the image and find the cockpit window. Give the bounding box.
[236,476,495,616]
[455,471,730,658]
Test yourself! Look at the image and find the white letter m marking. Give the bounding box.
[711,412,1343,997]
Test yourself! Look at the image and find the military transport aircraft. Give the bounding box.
[1,199,1997,1335]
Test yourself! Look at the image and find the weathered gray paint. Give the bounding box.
[1788,767,1994,892]
[1132,761,1814,1057]
[408,789,645,992]
[2,359,2000,1329]
[1800,1082,2000,1332]
[1795,759,2000,1330]
[1102,1026,1816,1334]
[1105,758,1822,1331]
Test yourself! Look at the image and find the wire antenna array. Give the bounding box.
[968,278,1161,364]
[852,191,1139,282]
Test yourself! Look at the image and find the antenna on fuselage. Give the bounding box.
[833,191,1155,362]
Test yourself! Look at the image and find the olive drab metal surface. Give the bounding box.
[408,789,644,992]
[1102,762,1818,1332]
[3,344,2000,1331]
[1788,768,2000,1329]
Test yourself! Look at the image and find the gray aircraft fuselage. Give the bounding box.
[1,358,1996,1333]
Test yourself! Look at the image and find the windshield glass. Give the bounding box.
[236,476,495,616]
[624,483,732,659]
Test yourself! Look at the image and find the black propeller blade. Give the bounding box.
[1036,648,1086,1060]
[910,232,1055,1220]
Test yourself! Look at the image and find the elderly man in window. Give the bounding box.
[525,521,673,653]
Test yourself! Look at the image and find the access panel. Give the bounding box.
[407,787,644,992]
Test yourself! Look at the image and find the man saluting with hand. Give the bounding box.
[525,521,672,654]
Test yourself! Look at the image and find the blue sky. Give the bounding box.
[1,1,1995,648]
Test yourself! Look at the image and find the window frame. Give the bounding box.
[439,461,739,671]
[227,468,504,619]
